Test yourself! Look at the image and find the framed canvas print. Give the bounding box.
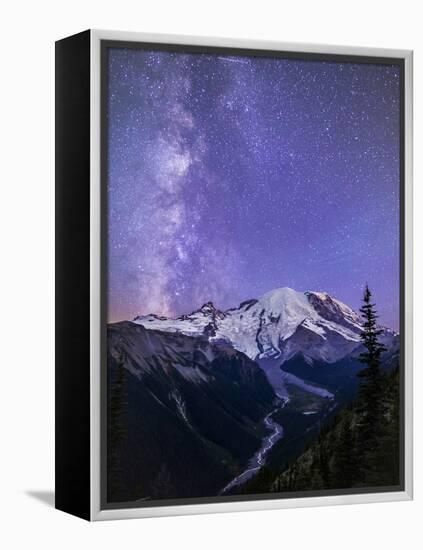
[55,30,413,521]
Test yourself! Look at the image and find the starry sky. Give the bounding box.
[106,47,401,330]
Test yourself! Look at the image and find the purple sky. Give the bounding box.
[106,48,400,330]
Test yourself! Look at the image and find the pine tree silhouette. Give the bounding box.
[358,285,386,412]
[356,284,386,481]
[332,417,358,488]
[107,352,128,501]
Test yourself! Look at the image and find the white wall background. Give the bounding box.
[0,0,421,547]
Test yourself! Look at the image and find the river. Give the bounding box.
[220,362,335,495]
[220,399,288,494]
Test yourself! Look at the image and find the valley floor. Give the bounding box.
[221,365,337,496]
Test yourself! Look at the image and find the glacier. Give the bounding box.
[132,287,396,366]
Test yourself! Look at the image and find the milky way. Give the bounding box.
[106,47,401,330]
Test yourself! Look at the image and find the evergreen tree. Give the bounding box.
[331,416,358,488]
[107,353,128,501]
[358,285,386,384]
[356,284,386,481]
[317,440,330,488]
[379,367,400,485]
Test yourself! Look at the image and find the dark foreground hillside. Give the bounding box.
[107,321,276,503]
[272,366,400,492]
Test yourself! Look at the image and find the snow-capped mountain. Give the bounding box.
[108,289,399,501]
[133,287,397,365]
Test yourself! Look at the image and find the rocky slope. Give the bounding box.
[107,321,276,502]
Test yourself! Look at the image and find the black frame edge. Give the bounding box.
[55,29,91,521]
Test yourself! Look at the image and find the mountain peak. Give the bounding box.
[200,301,216,312]
[260,286,298,297]
[189,301,226,320]
[258,287,312,318]
[306,290,361,327]
[132,286,395,365]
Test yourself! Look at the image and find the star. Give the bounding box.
[107,47,401,331]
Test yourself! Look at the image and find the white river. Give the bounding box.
[221,399,288,494]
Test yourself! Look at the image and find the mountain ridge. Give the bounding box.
[133,287,397,366]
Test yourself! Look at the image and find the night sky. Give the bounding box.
[107,47,400,330]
